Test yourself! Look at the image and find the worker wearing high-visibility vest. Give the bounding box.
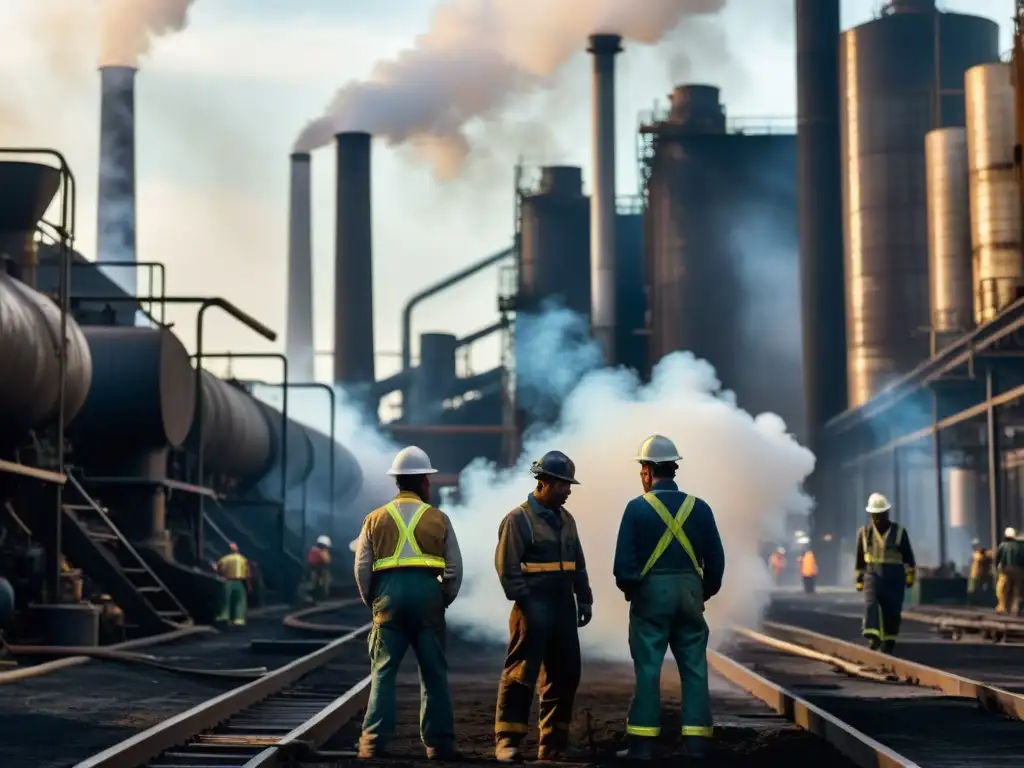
[855,493,916,653]
[799,543,818,594]
[215,543,249,626]
[494,450,593,763]
[968,538,993,604]
[352,446,463,761]
[995,528,1024,615]
[613,435,725,761]
[769,548,786,583]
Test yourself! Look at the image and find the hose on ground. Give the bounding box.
[283,598,367,635]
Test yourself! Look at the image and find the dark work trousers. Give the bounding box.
[359,570,454,757]
[862,565,905,651]
[495,592,581,753]
[802,575,816,594]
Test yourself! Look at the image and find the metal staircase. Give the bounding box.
[61,474,192,633]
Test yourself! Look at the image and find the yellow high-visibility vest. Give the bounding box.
[372,502,446,571]
[640,492,703,579]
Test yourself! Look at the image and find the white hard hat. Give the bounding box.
[865,492,891,514]
[1006,527,1018,539]
[387,445,438,476]
[316,535,332,548]
[972,538,981,546]
[348,537,358,553]
[797,536,810,545]
[636,434,681,463]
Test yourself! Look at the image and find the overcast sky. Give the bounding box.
[0,0,1013,406]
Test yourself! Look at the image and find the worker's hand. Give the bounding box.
[905,568,916,588]
[577,603,592,628]
[855,581,863,592]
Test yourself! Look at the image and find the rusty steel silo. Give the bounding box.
[643,85,804,437]
[839,1,998,408]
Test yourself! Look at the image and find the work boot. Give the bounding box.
[684,736,710,759]
[880,639,895,654]
[426,745,463,761]
[495,738,522,762]
[536,746,567,763]
[615,738,655,761]
[867,637,881,651]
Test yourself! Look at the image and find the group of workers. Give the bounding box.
[768,542,818,593]
[350,435,725,762]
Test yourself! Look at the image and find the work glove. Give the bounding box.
[577,603,592,628]
[855,581,863,592]
[905,568,916,588]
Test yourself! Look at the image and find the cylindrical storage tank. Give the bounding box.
[644,90,803,431]
[70,327,195,449]
[668,85,726,133]
[965,62,1023,323]
[840,8,998,407]
[256,405,315,498]
[518,166,591,316]
[947,466,978,529]
[925,127,974,347]
[0,274,92,440]
[190,373,273,481]
[412,332,457,422]
[303,427,364,507]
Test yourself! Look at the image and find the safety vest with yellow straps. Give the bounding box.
[862,524,905,567]
[372,501,447,571]
[217,552,248,580]
[640,491,703,579]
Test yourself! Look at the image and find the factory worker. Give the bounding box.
[854,493,916,653]
[995,527,1023,615]
[967,538,993,604]
[353,446,463,761]
[494,450,593,763]
[304,534,333,602]
[613,435,724,761]
[215,543,249,626]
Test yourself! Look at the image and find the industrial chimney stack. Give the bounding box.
[286,152,315,382]
[333,132,375,398]
[587,33,622,364]
[97,66,138,297]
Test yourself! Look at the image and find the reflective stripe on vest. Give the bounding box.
[371,501,447,571]
[516,503,576,574]
[640,492,703,579]
[862,524,904,565]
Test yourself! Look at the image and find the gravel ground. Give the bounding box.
[319,634,858,767]
[0,601,368,768]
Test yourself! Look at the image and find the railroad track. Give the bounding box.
[73,600,372,768]
[713,620,1024,766]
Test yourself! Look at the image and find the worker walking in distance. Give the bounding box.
[352,446,463,761]
[612,435,724,761]
[798,538,818,594]
[995,527,1023,615]
[967,538,993,605]
[769,547,786,585]
[305,535,333,602]
[854,493,916,653]
[215,543,249,627]
[494,450,593,763]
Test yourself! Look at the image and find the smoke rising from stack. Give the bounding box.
[294,0,726,179]
[99,0,196,68]
[297,306,812,660]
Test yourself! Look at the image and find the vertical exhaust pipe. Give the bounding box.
[587,33,622,365]
[286,152,315,382]
[333,132,375,398]
[97,66,138,296]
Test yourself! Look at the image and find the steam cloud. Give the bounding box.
[99,0,196,67]
[295,0,727,178]
[296,305,814,661]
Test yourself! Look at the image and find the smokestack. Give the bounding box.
[286,152,315,382]
[97,66,138,297]
[795,0,847,442]
[587,33,622,364]
[333,132,375,398]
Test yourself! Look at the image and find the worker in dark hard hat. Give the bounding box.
[494,450,593,763]
[215,543,249,627]
[855,493,916,653]
[613,435,724,761]
[967,538,993,605]
[353,445,463,761]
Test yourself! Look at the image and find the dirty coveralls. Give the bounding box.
[494,493,593,757]
[353,491,463,758]
[216,552,249,626]
[855,521,915,652]
[995,538,1023,615]
[613,479,725,751]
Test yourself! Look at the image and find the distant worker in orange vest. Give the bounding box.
[305,535,333,602]
[769,547,786,585]
[798,539,818,594]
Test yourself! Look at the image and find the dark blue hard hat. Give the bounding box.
[530,450,580,485]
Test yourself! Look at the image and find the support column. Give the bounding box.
[933,390,947,566]
[986,365,1003,548]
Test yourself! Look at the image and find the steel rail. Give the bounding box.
[707,649,922,768]
[74,621,371,768]
[757,620,1024,720]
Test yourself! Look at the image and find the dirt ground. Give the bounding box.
[320,634,858,767]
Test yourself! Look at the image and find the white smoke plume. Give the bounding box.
[99,0,196,67]
[295,0,726,177]
[445,348,815,660]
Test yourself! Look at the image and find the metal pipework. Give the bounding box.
[400,247,513,372]
[587,33,622,363]
[97,66,137,296]
[287,152,315,382]
[333,132,375,389]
